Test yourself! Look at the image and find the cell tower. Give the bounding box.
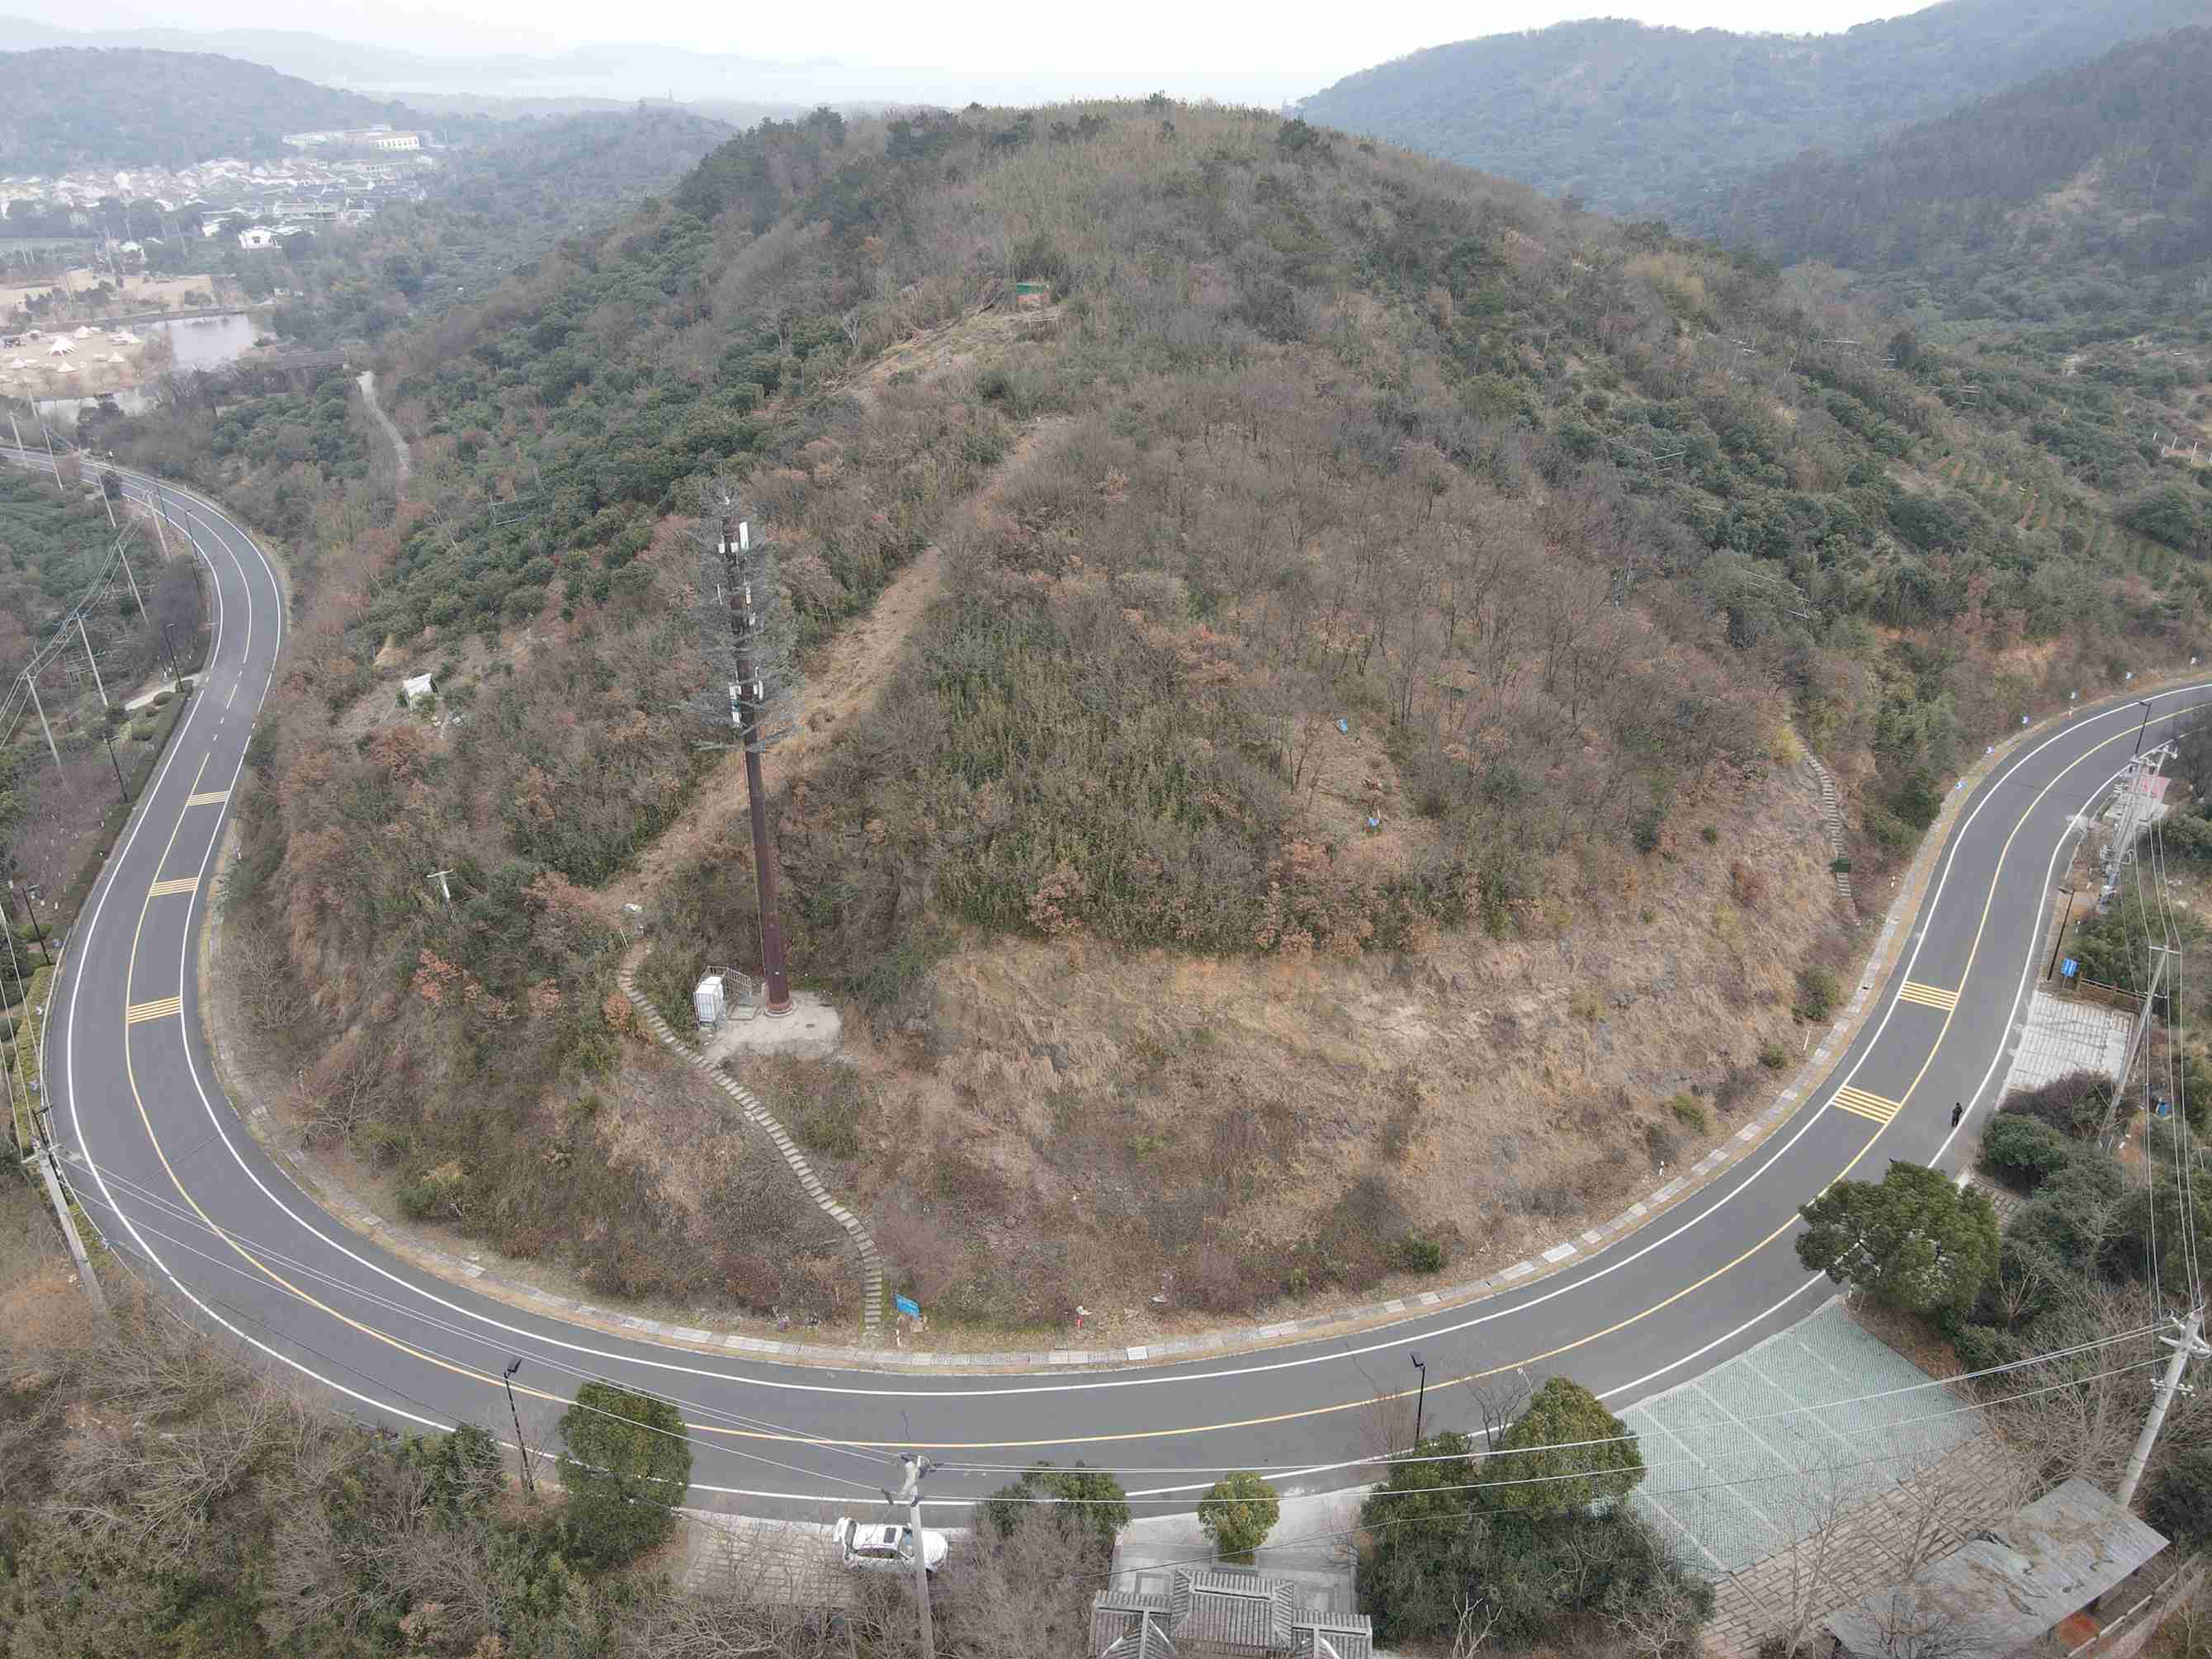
[689,493,803,1016]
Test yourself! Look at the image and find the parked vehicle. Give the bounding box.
[831,1517,948,1576]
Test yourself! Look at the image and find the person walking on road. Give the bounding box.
[1950,1101,1964,1127]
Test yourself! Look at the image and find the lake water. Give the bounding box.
[26,312,263,424]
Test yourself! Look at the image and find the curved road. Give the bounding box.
[11,450,2205,1519]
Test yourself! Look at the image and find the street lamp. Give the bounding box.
[1410,1351,1428,1450]
[2134,698,2156,757]
[502,1358,536,1494]
[102,731,127,803]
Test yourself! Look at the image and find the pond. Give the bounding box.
[21,312,266,424]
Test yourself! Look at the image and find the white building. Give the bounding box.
[238,225,276,250]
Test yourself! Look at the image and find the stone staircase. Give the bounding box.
[616,952,884,1333]
[1805,754,1855,915]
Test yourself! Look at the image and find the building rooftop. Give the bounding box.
[1093,1567,1373,1659]
[1822,1479,2167,1659]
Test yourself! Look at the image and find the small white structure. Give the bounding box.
[46,338,72,355]
[694,973,727,1032]
[112,329,140,345]
[238,225,276,250]
[402,671,434,704]
[73,324,96,338]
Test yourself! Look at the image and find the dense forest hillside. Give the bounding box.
[0,47,418,171]
[87,99,2212,1336]
[1296,0,2210,220]
[1717,27,2212,293]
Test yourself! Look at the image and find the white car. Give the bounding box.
[832,1517,948,1576]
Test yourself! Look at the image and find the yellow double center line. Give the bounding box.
[107,718,2159,1453]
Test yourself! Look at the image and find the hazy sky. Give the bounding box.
[32,0,1934,74]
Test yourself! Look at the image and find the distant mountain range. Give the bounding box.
[0,46,419,173]
[1713,26,2212,298]
[0,18,1324,109]
[1297,0,2212,222]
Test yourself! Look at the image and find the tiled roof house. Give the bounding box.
[1092,1567,1373,1659]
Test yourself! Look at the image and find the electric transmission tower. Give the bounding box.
[689,494,802,1016]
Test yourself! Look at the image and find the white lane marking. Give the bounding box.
[63,487,442,1432]
[1931,763,2120,1177]
[68,455,2212,1431]
[138,674,2212,1419]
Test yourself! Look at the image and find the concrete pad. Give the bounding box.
[2003,990,2128,1094]
[701,990,844,1062]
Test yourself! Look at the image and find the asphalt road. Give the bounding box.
[12,450,2208,1521]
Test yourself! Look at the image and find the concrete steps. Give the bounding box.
[1805,755,1855,916]
[616,952,883,1332]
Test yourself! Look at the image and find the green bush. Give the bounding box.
[1359,1430,1708,1649]
[1198,1471,1279,1563]
[978,1463,1130,1562]
[1397,1233,1446,1273]
[1795,966,1840,1022]
[1480,1377,1647,1515]
[556,1380,692,1567]
[1979,1114,2072,1191]
[1669,1094,1708,1132]
[1759,1042,1788,1071]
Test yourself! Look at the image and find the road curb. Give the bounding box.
[186,641,2212,1374]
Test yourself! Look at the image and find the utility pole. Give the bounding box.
[2114,945,2175,1144]
[114,533,148,625]
[102,731,126,803]
[717,517,793,1016]
[23,673,61,773]
[2117,1307,2210,1508]
[147,483,171,560]
[884,1453,938,1659]
[76,615,107,708]
[501,1359,536,1494]
[40,418,60,495]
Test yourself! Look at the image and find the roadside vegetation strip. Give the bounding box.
[47,678,201,936]
[613,949,884,1332]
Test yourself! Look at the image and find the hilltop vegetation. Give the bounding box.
[1297,0,2206,220]
[90,97,2212,1331]
[0,47,417,172]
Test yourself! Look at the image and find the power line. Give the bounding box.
[941,1325,2161,1477]
[68,1146,2165,1487]
[1057,1364,2173,1586]
[66,1170,889,1496]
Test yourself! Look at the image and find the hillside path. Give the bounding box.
[356,371,410,495]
